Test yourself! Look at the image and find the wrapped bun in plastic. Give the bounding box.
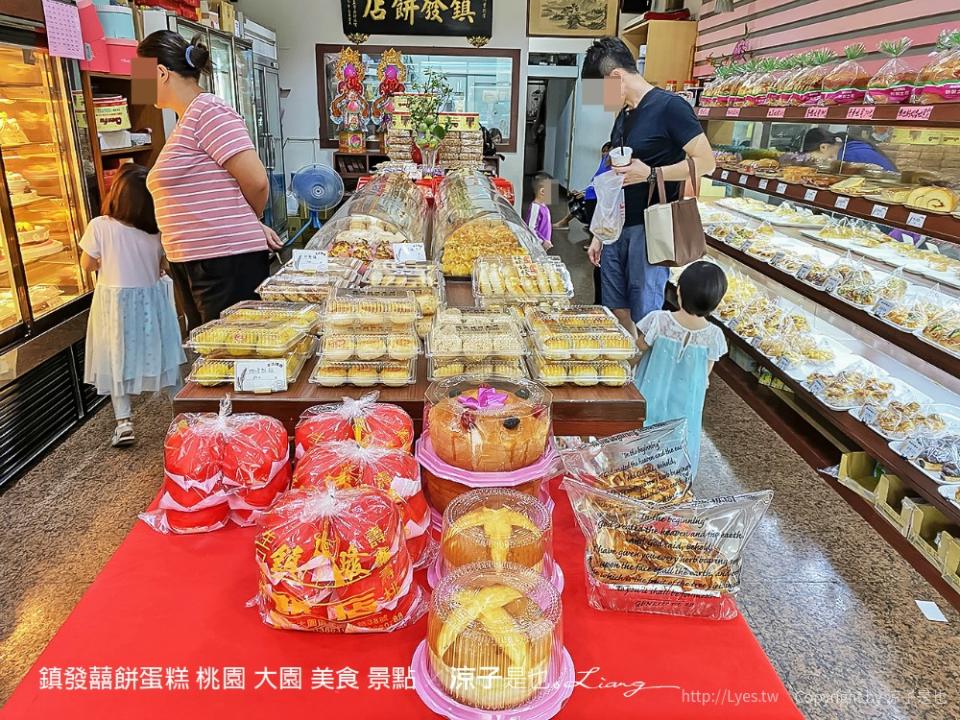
[295,392,415,458]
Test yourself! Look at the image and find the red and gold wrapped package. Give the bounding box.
[252,486,428,633]
[295,393,414,459]
[293,440,431,565]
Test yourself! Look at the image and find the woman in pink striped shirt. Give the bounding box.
[138,31,283,328]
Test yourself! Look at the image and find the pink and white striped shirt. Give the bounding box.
[147,93,266,263]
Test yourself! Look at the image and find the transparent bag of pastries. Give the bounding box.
[559,419,693,504]
[295,392,415,458]
[563,481,773,620]
[251,485,427,632]
[425,563,565,711]
[425,376,553,473]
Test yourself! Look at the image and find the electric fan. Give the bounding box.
[285,163,345,245]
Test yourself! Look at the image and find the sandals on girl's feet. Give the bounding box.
[111,421,135,447]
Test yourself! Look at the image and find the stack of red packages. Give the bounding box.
[140,402,291,534]
[294,440,432,566]
[295,393,415,459]
[251,486,427,633]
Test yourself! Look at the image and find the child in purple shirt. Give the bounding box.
[527,172,553,250]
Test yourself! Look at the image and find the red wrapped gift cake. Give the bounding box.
[295,393,414,459]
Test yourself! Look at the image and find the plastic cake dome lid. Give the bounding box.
[425,375,552,419]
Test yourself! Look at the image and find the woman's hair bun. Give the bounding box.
[137,30,210,81]
[188,36,211,75]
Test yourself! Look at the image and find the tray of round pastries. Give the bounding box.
[427,357,528,381]
[527,351,632,387]
[186,319,307,358]
[426,324,527,361]
[530,326,637,362]
[309,358,416,388]
[319,325,420,362]
[256,269,357,303]
[324,287,420,328]
[524,305,623,335]
[363,260,444,318]
[805,361,900,411]
[187,338,316,388]
[890,434,960,484]
[219,301,324,335]
[858,400,956,442]
[472,256,574,304]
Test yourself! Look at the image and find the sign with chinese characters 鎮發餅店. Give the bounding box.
[341,0,493,38]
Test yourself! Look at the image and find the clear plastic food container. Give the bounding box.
[309,358,417,387]
[528,352,632,387]
[427,357,529,381]
[473,256,574,304]
[325,287,420,327]
[364,260,442,289]
[256,268,358,303]
[426,325,527,361]
[186,319,307,358]
[220,301,324,334]
[319,327,420,362]
[529,325,636,361]
[433,307,524,331]
[187,347,312,388]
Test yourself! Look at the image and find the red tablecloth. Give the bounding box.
[2,481,801,720]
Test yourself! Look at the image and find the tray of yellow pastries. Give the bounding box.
[324,287,420,328]
[219,301,324,334]
[473,256,574,304]
[309,358,417,388]
[529,325,636,362]
[432,306,525,332]
[363,260,444,317]
[919,308,960,358]
[426,324,527,361]
[872,287,950,332]
[256,267,358,303]
[524,305,622,334]
[427,357,529,381]
[186,319,307,358]
[528,351,632,387]
[187,338,316,388]
[319,325,420,362]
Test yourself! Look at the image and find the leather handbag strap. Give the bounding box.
[647,157,701,205]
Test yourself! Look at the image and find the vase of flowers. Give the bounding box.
[407,69,452,170]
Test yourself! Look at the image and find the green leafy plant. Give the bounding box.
[842,43,866,61]
[407,69,452,150]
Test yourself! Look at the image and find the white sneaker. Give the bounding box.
[111,421,135,447]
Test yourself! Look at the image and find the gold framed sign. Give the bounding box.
[527,0,619,38]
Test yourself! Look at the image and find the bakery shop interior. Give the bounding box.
[4,2,960,719]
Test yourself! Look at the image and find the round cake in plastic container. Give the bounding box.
[416,562,573,718]
[425,375,552,472]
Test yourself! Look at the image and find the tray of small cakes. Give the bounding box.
[219,300,325,335]
[185,318,308,359]
[425,308,529,382]
[472,256,574,309]
[256,262,361,304]
[890,434,960,484]
[188,337,316,388]
[362,260,444,337]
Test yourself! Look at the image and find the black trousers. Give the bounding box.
[168,250,271,329]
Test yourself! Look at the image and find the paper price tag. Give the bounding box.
[234,360,288,394]
[726,107,741,117]
[729,317,741,331]
[860,404,879,425]
[739,174,749,184]
[392,243,426,262]
[846,105,875,120]
[739,240,753,253]
[292,249,328,271]
[902,436,924,459]
[873,298,897,319]
[720,170,730,181]
[776,182,788,194]
[697,107,710,117]
[775,356,791,370]
[804,189,818,202]
[870,204,888,219]
[770,251,786,267]
[906,211,926,228]
[751,336,762,348]
[796,263,812,281]
[766,107,786,118]
[810,379,826,397]
[835,195,850,210]
[758,179,769,190]
[824,276,841,294]
[896,105,933,121]
[804,106,829,119]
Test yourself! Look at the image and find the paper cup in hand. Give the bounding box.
[609,147,633,167]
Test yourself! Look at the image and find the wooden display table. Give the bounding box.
[173,281,646,436]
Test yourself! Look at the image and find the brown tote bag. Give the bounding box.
[644,157,706,267]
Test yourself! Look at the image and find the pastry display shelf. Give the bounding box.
[695,103,960,127]
[709,169,960,247]
[99,144,153,157]
[705,234,960,378]
[713,314,960,526]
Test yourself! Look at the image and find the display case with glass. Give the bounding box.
[233,38,256,145]
[0,42,91,340]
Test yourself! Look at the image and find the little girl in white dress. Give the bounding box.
[81,164,185,447]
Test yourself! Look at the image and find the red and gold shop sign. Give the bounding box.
[341,0,493,38]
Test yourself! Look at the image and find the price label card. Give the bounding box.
[796,263,812,281]
[729,317,741,331]
[766,107,786,118]
[896,105,933,121]
[392,243,426,262]
[902,436,925,458]
[804,189,818,202]
[758,179,769,190]
[726,107,741,117]
[810,379,826,397]
[776,356,791,371]
[739,240,753,254]
[804,106,829,119]
[870,204,889,219]
[906,211,926,228]
[234,360,288,394]
[292,249,328,271]
[860,404,879,425]
[873,298,897,319]
[776,182,788,194]
[846,105,875,120]
[770,251,786,267]
[751,336,762,348]
[824,276,841,294]
[720,170,730,181]
[697,107,710,117]
[739,174,749,184]
[835,195,850,210]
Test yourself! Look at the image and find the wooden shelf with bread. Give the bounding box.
[78,71,166,203]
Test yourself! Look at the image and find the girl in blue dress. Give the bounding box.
[635,262,729,475]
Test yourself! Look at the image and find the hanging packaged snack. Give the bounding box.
[821,43,870,105]
[295,393,415,458]
[414,563,572,717]
[219,301,325,335]
[866,38,916,104]
[425,376,553,473]
[562,480,773,620]
[914,29,960,104]
[292,440,431,566]
[252,486,428,633]
[789,49,838,106]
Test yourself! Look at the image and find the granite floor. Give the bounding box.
[1,224,959,717]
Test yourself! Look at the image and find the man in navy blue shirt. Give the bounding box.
[582,37,716,337]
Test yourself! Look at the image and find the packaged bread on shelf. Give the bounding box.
[252,486,427,632]
[914,29,960,104]
[425,376,552,473]
[294,393,415,458]
[821,43,870,105]
[866,38,916,104]
[921,307,960,356]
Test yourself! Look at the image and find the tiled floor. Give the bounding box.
[1,223,958,718]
